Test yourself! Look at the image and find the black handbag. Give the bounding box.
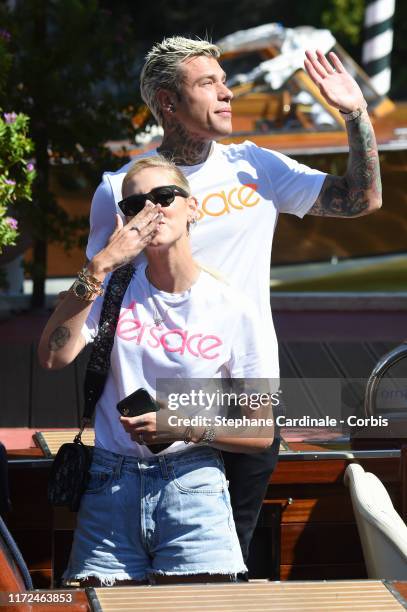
[47,264,135,512]
[47,433,93,512]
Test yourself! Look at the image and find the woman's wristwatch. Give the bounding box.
[71,267,104,301]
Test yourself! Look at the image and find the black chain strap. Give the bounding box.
[82,263,135,424]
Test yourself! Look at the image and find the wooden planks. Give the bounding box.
[280,523,363,565]
[279,563,366,581]
[265,484,401,524]
[34,430,95,457]
[263,489,355,523]
[92,581,406,611]
[271,457,400,486]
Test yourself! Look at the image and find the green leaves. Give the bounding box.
[322,0,364,45]
[0,110,35,251]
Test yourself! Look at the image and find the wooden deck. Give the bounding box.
[90,581,407,611]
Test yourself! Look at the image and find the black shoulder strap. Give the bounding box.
[82,263,135,425]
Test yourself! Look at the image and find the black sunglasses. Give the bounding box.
[118,185,189,216]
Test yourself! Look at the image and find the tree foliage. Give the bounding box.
[0,112,35,250]
[0,30,34,274]
[321,0,364,46]
[0,0,137,307]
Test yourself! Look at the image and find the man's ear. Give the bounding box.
[157,89,177,117]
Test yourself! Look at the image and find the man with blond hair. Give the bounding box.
[86,36,381,570]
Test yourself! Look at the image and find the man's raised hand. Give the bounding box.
[304,49,366,114]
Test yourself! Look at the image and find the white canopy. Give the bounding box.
[217,23,336,90]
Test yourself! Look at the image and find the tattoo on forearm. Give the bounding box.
[310,112,382,217]
[48,327,71,352]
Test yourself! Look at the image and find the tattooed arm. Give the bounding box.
[304,50,382,218]
[38,295,92,370]
[309,110,381,217]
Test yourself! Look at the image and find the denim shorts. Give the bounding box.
[63,445,246,584]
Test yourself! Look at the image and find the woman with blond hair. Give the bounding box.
[39,155,274,586]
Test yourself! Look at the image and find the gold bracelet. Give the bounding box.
[77,268,104,294]
[82,267,104,286]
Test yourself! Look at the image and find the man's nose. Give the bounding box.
[218,82,233,102]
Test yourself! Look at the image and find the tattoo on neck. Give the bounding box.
[310,111,381,217]
[48,326,71,352]
[158,119,212,166]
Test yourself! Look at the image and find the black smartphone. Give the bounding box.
[117,388,171,454]
[117,388,159,417]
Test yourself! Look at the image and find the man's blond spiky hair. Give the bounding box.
[140,36,221,125]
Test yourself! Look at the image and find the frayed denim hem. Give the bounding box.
[62,571,148,586]
[150,566,246,579]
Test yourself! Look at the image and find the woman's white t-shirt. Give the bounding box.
[82,263,275,458]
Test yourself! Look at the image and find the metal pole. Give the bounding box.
[362,0,395,96]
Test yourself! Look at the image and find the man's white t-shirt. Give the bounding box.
[86,140,326,378]
[82,263,274,458]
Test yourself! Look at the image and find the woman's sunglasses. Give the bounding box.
[118,185,189,216]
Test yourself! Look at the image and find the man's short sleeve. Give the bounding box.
[248,143,326,218]
[81,295,103,345]
[86,178,117,260]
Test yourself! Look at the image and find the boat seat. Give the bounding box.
[344,463,407,579]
